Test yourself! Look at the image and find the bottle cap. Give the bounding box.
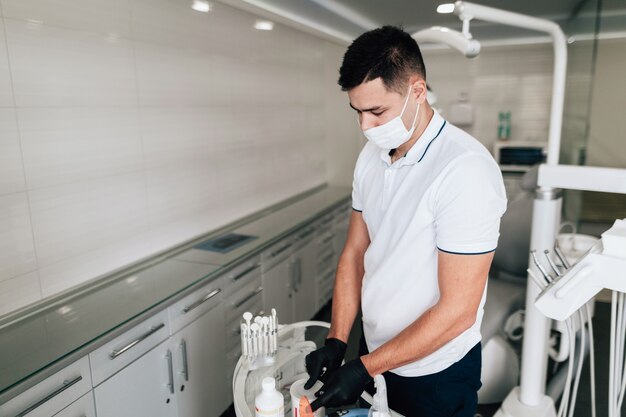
[262,377,276,391]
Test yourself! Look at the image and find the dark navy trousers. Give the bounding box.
[360,336,482,417]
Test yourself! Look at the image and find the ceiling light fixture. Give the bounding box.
[254,20,274,31]
[192,0,210,13]
[436,3,455,14]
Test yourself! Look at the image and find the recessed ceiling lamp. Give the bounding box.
[254,20,274,31]
[192,0,210,13]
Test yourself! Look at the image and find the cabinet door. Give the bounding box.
[262,259,294,324]
[54,392,96,417]
[293,241,319,321]
[172,303,230,417]
[94,340,177,417]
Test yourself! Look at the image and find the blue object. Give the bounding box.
[194,233,257,254]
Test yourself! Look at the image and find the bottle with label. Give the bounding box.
[498,112,511,140]
[255,377,285,417]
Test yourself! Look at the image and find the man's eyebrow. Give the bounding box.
[349,102,382,113]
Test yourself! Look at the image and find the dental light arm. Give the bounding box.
[412,26,481,58]
[451,1,568,166]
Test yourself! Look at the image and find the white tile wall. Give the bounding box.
[0,193,37,282]
[0,108,26,194]
[28,172,149,267]
[0,20,14,106]
[0,0,356,315]
[423,43,555,150]
[1,0,132,37]
[18,107,144,189]
[0,271,41,316]
[4,18,137,107]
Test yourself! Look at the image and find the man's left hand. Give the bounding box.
[310,358,373,411]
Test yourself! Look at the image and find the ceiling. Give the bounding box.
[235,0,626,44]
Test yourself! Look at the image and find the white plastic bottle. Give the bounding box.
[255,377,285,417]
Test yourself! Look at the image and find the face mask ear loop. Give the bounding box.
[399,85,412,117]
[410,101,421,130]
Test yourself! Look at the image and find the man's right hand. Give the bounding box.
[304,338,347,389]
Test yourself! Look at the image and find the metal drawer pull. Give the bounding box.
[183,288,221,313]
[298,229,315,240]
[234,286,263,308]
[14,375,83,417]
[180,340,189,382]
[109,323,165,359]
[322,234,335,244]
[270,243,292,257]
[321,217,333,225]
[232,265,259,282]
[166,350,174,394]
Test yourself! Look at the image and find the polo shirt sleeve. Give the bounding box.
[433,153,507,254]
[352,143,370,212]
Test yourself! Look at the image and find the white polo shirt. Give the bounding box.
[352,110,507,377]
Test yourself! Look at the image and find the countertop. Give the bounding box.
[0,185,350,401]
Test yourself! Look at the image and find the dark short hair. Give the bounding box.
[338,26,426,94]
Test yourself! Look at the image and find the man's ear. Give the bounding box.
[411,79,428,104]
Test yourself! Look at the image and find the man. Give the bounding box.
[304,26,507,417]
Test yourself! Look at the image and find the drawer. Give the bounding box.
[318,249,336,273]
[54,392,96,417]
[224,277,264,324]
[294,225,317,246]
[169,276,225,334]
[317,213,334,229]
[225,301,264,351]
[261,238,295,271]
[89,309,170,386]
[222,256,262,297]
[0,357,92,417]
[317,228,336,248]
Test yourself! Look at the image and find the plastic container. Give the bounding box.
[255,377,284,417]
[289,378,325,417]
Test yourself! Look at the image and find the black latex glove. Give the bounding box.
[310,358,373,412]
[304,338,347,389]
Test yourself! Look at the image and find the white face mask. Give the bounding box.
[362,86,420,150]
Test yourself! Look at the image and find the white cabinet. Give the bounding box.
[94,339,177,417]
[262,257,294,324]
[292,235,319,321]
[0,357,92,417]
[171,303,229,417]
[54,392,96,417]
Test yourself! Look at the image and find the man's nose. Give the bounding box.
[359,113,378,131]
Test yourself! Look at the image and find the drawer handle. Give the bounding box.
[234,286,263,308]
[320,217,333,225]
[180,340,189,382]
[183,288,221,313]
[166,350,174,394]
[109,323,166,359]
[298,229,315,240]
[270,243,293,258]
[232,265,260,282]
[14,376,83,417]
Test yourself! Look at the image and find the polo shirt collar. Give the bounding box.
[378,110,446,167]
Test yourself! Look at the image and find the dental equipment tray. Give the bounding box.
[232,321,403,417]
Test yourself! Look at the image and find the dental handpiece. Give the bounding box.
[544,249,563,277]
[531,250,553,282]
[554,242,571,270]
